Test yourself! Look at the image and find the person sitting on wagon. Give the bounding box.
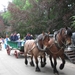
[25,33,32,40]
[13,32,18,41]
[14,32,22,48]
[10,33,14,41]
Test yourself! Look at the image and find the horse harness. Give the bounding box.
[48,29,67,55]
[54,30,66,49]
[27,40,46,53]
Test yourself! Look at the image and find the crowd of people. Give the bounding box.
[0,32,34,50]
[10,32,20,41]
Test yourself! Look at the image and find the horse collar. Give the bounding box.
[36,41,46,51]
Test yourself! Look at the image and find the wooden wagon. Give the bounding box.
[6,41,24,58]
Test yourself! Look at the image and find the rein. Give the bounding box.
[28,45,36,53]
[50,47,63,55]
[36,42,46,51]
[47,31,67,55]
[47,42,64,55]
[34,38,47,52]
[48,27,72,55]
[54,30,67,49]
[28,41,46,53]
[61,40,67,47]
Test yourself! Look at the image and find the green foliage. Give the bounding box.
[2,0,75,37]
[2,11,11,20]
[23,0,32,10]
[71,16,75,28]
[2,11,12,26]
[13,0,33,10]
[13,0,26,9]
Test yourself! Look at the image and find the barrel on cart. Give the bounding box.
[6,41,24,58]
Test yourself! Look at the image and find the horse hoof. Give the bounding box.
[41,62,46,67]
[54,72,59,75]
[41,65,45,67]
[35,67,41,72]
[59,64,64,70]
[53,70,59,75]
[55,73,59,75]
[30,62,35,67]
[25,60,28,65]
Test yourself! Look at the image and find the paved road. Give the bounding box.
[0,44,75,75]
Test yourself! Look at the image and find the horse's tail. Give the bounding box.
[24,40,28,56]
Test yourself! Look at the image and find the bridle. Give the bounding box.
[54,28,67,49]
[47,27,72,55]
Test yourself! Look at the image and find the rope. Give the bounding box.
[47,42,64,55]
[28,45,36,53]
[50,47,63,55]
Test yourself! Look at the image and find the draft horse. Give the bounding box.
[24,33,50,71]
[46,27,72,75]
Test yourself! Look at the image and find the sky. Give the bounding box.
[0,0,12,11]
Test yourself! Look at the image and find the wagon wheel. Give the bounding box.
[6,45,11,55]
[14,50,18,58]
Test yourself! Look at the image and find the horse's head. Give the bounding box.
[42,32,50,49]
[37,32,50,51]
[59,27,72,46]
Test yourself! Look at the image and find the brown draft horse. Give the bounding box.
[24,33,50,71]
[46,27,72,75]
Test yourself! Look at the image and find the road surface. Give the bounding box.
[0,44,75,75]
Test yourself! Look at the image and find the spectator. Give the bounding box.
[30,34,34,39]
[25,33,32,40]
[13,32,18,41]
[10,33,14,41]
[4,35,10,49]
[17,33,20,39]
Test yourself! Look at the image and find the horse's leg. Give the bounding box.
[49,55,54,68]
[40,53,46,67]
[40,56,43,67]
[59,56,65,70]
[30,55,35,67]
[43,53,46,66]
[53,58,59,74]
[34,56,40,72]
[24,52,28,65]
[49,55,59,74]
[25,56,28,65]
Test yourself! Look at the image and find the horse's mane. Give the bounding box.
[67,27,72,36]
[57,27,72,37]
[36,33,49,41]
